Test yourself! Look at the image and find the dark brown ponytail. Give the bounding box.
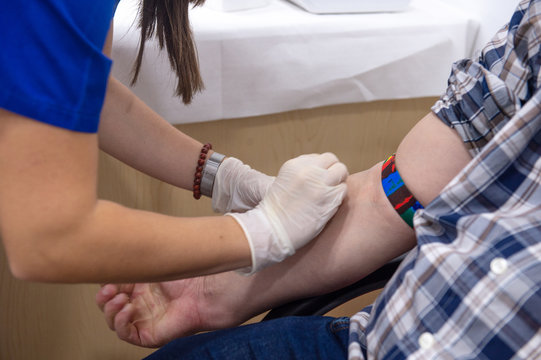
[131,0,205,104]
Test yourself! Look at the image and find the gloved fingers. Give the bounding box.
[312,152,341,169]
[330,182,348,207]
[281,152,338,172]
[323,161,349,186]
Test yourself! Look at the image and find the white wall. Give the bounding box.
[438,0,520,52]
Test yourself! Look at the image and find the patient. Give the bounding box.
[97,1,541,358]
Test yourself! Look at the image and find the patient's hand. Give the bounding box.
[96,276,244,348]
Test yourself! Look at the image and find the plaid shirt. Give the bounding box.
[349,1,541,359]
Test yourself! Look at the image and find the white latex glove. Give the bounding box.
[228,153,348,274]
[212,157,274,213]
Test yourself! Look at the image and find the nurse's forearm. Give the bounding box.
[0,109,250,283]
[99,77,204,190]
[8,199,251,283]
[100,21,202,190]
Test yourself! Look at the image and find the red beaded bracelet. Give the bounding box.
[193,143,212,199]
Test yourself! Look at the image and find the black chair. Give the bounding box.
[262,256,403,321]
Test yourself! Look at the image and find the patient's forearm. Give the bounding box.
[207,166,414,322]
[205,112,472,321]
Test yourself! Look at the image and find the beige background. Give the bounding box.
[1,97,435,360]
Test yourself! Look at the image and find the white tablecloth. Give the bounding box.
[112,0,479,124]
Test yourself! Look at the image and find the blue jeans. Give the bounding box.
[144,316,350,360]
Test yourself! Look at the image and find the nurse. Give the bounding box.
[0,1,348,283]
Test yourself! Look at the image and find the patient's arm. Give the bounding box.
[96,112,472,348]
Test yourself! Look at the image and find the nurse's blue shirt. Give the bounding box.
[0,0,120,133]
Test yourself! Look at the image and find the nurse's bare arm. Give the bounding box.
[99,22,206,191]
[0,108,251,283]
[98,112,472,347]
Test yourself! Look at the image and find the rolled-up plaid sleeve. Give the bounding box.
[431,0,541,157]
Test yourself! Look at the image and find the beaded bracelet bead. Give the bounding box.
[193,143,212,199]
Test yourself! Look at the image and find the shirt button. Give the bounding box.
[418,332,435,349]
[490,257,508,275]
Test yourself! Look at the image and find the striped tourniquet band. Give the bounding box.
[381,154,423,227]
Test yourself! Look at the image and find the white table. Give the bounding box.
[112,0,479,124]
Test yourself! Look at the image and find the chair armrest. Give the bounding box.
[262,257,403,321]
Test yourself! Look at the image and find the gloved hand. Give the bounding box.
[212,157,274,213]
[228,153,348,274]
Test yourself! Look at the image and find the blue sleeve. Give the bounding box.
[0,0,119,133]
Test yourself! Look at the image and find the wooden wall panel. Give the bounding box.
[0,98,436,360]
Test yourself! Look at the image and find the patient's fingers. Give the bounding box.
[96,284,119,311]
[114,303,139,344]
[103,293,130,331]
[118,283,136,294]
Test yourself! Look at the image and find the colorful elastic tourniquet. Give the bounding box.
[381,154,424,228]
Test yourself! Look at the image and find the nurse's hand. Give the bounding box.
[229,153,348,273]
[212,157,274,213]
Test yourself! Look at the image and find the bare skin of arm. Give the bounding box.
[99,22,207,190]
[96,112,472,347]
